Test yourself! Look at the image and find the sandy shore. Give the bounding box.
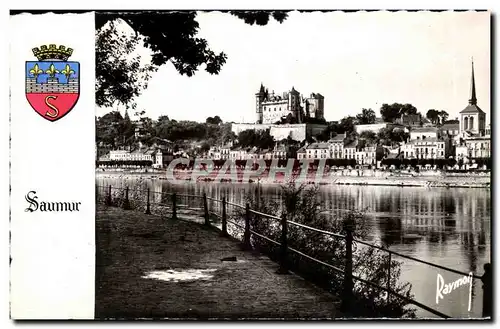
[96,169,490,188]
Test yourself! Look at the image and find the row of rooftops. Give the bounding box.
[107,142,172,155]
[297,140,377,153]
[406,137,445,144]
[213,144,288,154]
[257,84,324,102]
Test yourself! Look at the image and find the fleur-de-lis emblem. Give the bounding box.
[61,64,75,81]
[45,63,59,78]
[29,63,43,79]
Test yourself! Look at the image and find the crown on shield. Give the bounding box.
[32,44,73,61]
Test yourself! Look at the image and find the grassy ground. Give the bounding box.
[95,206,341,319]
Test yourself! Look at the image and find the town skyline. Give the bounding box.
[95,11,490,125]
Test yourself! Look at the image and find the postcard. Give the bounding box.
[9,9,492,320]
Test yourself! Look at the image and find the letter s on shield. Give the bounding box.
[26,45,80,122]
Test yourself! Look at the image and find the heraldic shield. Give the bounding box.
[26,44,80,122]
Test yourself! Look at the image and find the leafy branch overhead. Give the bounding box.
[95,11,288,108]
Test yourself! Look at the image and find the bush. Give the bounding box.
[235,182,416,318]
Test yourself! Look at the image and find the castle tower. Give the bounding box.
[459,59,486,136]
[305,93,325,121]
[288,86,301,123]
[255,83,265,124]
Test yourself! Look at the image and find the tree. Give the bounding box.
[400,103,418,116]
[339,116,356,134]
[218,123,237,145]
[315,121,339,142]
[426,109,440,125]
[345,131,359,145]
[380,104,401,123]
[257,130,274,150]
[95,11,288,108]
[237,129,275,150]
[96,111,123,146]
[359,131,378,144]
[206,115,223,125]
[380,103,418,123]
[439,111,449,125]
[356,108,376,125]
[199,141,211,154]
[376,146,386,161]
[157,115,170,124]
[377,127,409,146]
[392,128,410,143]
[425,109,449,126]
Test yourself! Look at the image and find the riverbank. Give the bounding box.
[96,206,341,319]
[96,169,490,188]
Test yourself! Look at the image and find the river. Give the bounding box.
[97,176,491,319]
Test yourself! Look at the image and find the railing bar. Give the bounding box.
[353,238,482,279]
[249,230,281,246]
[225,201,247,209]
[287,246,344,273]
[206,197,223,203]
[174,193,204,199]
[352,238,387,251]
[226,218,245,229]
[287,220,345,239]
[152,191,174,196]
[249,209,281,221]
[117,197,171,206]
[351,274,451,319]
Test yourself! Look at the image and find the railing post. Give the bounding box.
[341,218,355,313]
[106,185,112,206]
[203,193,210,226]
[145,188,151,214]
[482,263,492,318]
[172,193,177,220]
[277,212,288,274]
[221,196,228,237]
[123,186,130,210]
[243,203,251,250]
[387,251,392,304]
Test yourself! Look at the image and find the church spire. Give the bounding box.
[469,58,477,105]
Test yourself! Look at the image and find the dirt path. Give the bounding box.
[96,206,341,319]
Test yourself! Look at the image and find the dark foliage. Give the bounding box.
[338,116,356,134]
[237,129,276,150]
[380,103,418,123]
[377,127,409,146]
[356,108,376,124]
[426,109,449,126]
[96,11,288,108]
[206,115,223,125]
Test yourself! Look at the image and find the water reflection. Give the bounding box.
[97,177,491,318]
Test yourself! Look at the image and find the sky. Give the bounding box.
[96,11,491,124]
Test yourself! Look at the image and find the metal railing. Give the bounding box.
[96,184,492,319]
